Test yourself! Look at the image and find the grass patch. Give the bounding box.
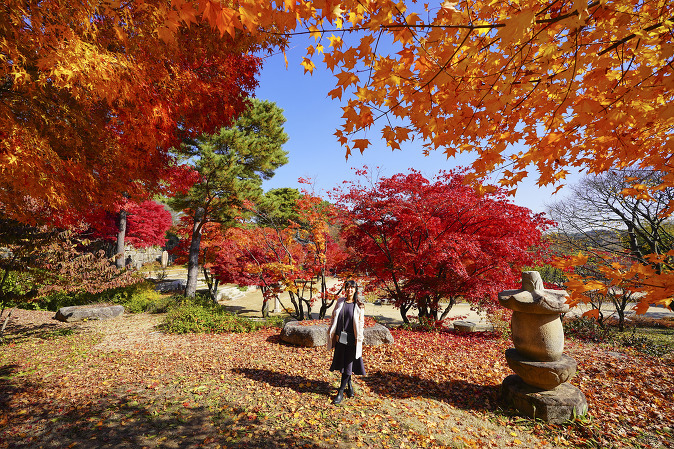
[23,281,179,314]
[159,296,284,334]
[113,282,177,314]
[38,328,75,339]
[563,315,674,358]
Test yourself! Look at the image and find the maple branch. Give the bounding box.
[548,30,580,131]
[597,16,674,56]
[265,1,606,40]
[345,27,474,140]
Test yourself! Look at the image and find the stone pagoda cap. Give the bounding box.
[498,271,570,314]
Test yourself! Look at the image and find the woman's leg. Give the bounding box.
[333,372,350,404]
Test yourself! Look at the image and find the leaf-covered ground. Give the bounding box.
[1,310,672,449]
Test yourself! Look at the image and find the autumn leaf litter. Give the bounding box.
[1,309,672,448]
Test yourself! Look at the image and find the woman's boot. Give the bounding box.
[346,376,354,398]
[333,373,349,404]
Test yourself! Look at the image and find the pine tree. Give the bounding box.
[169,99,289,298]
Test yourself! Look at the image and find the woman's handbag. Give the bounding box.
[339,331,354,345]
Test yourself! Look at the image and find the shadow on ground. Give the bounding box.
[363,370,500,412]
[0,363,326,449]
[1,320,76,344]
[232,367,332,396]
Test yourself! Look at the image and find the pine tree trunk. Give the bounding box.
[185,207,205,298]
[115,209,127,269]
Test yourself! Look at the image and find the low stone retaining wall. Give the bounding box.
[280,321,394,347]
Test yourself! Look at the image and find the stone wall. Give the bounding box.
[123,245,165,269]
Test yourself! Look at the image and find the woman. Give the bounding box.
[326,279,366,404]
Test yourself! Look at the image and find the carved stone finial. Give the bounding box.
[498,271,570,315]
[521,271,544,292]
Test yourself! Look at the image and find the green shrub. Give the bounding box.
[563,316,612,343]
[111,282,174,313]
[159,296,284,334]
[30,281,172,313]
[564,316,672,358]
[38,290,110,311]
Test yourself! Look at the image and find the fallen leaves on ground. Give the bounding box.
[0,310,672,448]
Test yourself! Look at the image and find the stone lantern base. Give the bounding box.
[501,375,588,424]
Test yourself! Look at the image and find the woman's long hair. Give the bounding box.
[344,280,365,308]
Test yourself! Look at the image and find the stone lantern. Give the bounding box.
[498,271,588,423]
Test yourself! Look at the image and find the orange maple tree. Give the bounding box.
[1,0,266,224]
[147,1,671,191]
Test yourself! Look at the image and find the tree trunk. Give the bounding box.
[202,266,219,303]
[115,209,127,269]
[439,296,457,321]
[400,303,411,324]
[318,274,329,319]
[185,207,205,298]
[303,297,312,320]
[0,307,13,340]
[261,287,270,318]
[288,291,301,320]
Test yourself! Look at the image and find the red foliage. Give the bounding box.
[160,164,202,196]
[125,201,174,248]
[332,169,554,315]
[88,200,173,248]
[211,225,305,296]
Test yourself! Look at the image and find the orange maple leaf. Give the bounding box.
[352,139,370,154]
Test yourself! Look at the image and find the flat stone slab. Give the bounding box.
[280,321,394,347]
[55,305,125,323]
[155,279,186,293]
[453,321,477,333]
[501,374,588,424]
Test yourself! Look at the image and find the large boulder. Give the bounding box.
[55,305,124,323]
[364,324,395,346]
[280,321,394,347]
[155,279,186,293]
[280,322,329,347]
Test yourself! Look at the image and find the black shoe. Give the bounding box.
[333,390,345,405]
[346,379,354,398]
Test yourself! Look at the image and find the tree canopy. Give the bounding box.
[87,200,174,249]
[144,1,673,197]
[333,169,552,322]
[1,0,265,224]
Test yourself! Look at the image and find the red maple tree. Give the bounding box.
[206,191,347,319]
[211,225,304,316]
[332,169,553,323]
[88,201,173,249]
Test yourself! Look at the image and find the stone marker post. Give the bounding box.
[498,271,588,423]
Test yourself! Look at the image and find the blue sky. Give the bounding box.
[254,39,582,215]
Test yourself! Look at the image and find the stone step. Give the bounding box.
[216,286,246,302]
